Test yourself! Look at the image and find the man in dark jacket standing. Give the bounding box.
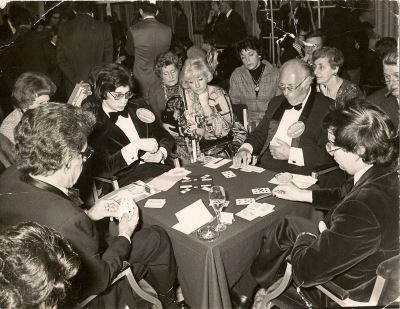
[57,2,113,96]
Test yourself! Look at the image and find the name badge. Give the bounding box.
[136,108,155,123]
[287,121,305,138]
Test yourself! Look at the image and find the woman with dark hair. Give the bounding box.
[229,36,280,127]
[0,222,80,309]
[232,101,399,308]
[0,71,56,144]
[312,46,364,108]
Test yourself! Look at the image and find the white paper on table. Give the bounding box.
[147,168,191,191]
[172,199,214,235]
[220,211,234,224]
[204,158,231,169]
[269,173,317,189]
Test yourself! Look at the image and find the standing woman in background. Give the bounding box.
[229,36,281,129]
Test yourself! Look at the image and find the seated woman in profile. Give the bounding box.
[180,57,247,157]
[312,47,364,108]
[0,72,55,144]
[232,101,398,308]
[0,221,80,309]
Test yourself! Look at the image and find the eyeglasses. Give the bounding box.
[278,76,309,93]
[109,91,133,100]
[384,74,399,84]
[80,146,94,163]
[325,142,342,155]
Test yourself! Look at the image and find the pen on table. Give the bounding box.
[255,193,273,201]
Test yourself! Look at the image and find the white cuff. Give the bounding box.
[121,142,139,165]
[288,147,304,166]
[159,147,168,160]
[238,143,253,154]
[119,233,131,243]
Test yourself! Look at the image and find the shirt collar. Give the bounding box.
[143,16,156,20]
[29,174,69,196]
[8,19,16,34]
[226,9,233,18]
[354,164,373,185]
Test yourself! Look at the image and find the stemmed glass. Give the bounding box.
[209,186,227,232]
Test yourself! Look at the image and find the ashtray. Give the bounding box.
[197,225,219,242]
[275,172,293,184]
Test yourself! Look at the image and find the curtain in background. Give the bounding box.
[374,0,399,38]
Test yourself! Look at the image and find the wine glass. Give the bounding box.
[209,185,227,232]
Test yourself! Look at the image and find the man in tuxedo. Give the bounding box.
[56,2,113,96]
[89,64,174,188]
[234,59,334,176]
[0,103,179,308]
[125,2,171,98]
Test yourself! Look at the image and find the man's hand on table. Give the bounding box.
[269,139,290,160]
[142,149,164,163]
[272,182,313,203]
[233,148,252,167]
[137,138,159,153]
[86,199,119,221]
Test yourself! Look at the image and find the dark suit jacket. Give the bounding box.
[125,18,171,98]
[225,10,246,46]
[293,164,399,301]
[367,88,398,128]
[0,166,131,302]
[91,100,174,185]
[57,14,113,93]
[246,90,335,175]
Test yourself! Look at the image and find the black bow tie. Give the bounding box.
[284,102,303,111]
[109,109,129,123]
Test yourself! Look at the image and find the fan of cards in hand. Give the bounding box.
[115,196,137,221]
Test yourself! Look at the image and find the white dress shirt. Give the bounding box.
[354,164,373,185]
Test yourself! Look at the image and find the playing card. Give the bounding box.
[240,165,265,173]
[144,199,166,208]
[235,198,256,205]
[247,202,275,217]
[222,171,237,178]
[251,188,271,195]
[235,208,259,221]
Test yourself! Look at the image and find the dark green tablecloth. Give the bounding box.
[133,163,316,309]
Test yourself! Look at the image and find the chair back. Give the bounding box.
[232,104,249,132]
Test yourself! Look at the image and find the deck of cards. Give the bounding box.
[235,202,275,221]
[230,164,265,173]
[222,171,237,178]
[144,199,166,208]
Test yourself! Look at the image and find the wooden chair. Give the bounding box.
[77,263,163,309]
[258,254,400,308]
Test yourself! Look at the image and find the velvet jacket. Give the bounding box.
[90,100,174,185]
[293,164,399,301]
[368,88,399,128]
[245,90,335,175]
[0,166,131,302]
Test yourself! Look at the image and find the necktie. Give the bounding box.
[284,101,302,111]
[109,109,129,123]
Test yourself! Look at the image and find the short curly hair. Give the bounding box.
[94,64,134,101]
[154,51,182,78]
[323,100,398,166]
[180,57,213,85]
[14,103,95,176]
[0,222,80,309]
[12,72,56,110]
[312,46,344,69]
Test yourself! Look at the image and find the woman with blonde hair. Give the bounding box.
[180,57,246,156]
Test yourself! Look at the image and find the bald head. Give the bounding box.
[279,59,314,105]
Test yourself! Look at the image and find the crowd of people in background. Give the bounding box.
[0,0,398,308]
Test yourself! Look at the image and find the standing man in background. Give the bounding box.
[57,1,113,96]
[125,1,171,99]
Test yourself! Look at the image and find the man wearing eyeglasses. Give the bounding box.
[233,58,335,176]
[0,103,179,308]
[367,49,399,128]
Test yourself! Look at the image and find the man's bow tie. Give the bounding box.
[284,102,303,111]
[109,109,129,123]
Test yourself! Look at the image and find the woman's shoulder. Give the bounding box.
[262,60,279,74]
[208,85,227,96]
